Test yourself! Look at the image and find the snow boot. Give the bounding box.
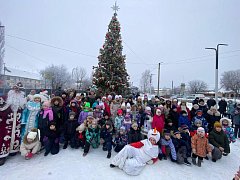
[0,157,6,166]
[83,153,87,157]
[212,158,216,162]
[44,152,49,156]
[63,143,68,149]
[197,159,202,167]
[192,157,196,165]
[107,152,111,159]
[184,158,191,166]
[110,164,116,168]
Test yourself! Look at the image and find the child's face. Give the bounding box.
[173,108,177,112]
[120,131,124,135]
[118,113,122,116]
[43,105,49,110]
[54,101,59,105]
[165,134,171,140]
[215,127,222,132]
[69,115,75,120]
[92,123,97,128]
[71,103,76,107]
[50,125,56,130]
[168,122,173,126]
[106,124,110,129]
[34,97,41,103]
[197,131,205,137]
[62,94,66,98]
[175,133,181,139]
[222,120,228,126]
[197,112,202,117]
[212,109,217,113]
[182,113,187,117]
[104,115,109,119]
[149,137,156,145]
[78,130,83,133]
[133,126,138,130]
[27,138,34,143]
[183,129,188,133]
[196,122,202,127]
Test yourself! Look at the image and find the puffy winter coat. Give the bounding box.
[191,134,212,157]
[209,129,230,153]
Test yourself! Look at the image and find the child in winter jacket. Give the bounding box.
[180,125,191,157]
[115,109,124,131]
[63,112,79,149]
[83,120,100,157]
[75,123,86,149]
[192,110,208,132]
[152,108,165,134]
[78,102,91,125]
[164,119,176,137]
[206,106,221,132]
[123,112,132,132]
[20,128,41,160]
[141,106,153,137]
[114,126,128,152]
[93,105,103,120]
[43,121,60,156]
[100,121,114,158]
[191,127,212,167]
[128,123,142,143]
[158,131,177,162]
[178,110,191,129]
[220,117,236,143]
[172,131,191,166]
[110,129,160,176]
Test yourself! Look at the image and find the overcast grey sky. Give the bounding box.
[1,0,240,90]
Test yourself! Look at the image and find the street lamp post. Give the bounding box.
[157,62,163,97]
[205,43,228,106]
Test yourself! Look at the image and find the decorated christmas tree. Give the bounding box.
[93,4,130,96]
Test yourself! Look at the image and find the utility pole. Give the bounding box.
[172,80,174,95]
[157,62,163,97]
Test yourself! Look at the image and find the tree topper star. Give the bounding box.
[111,2,120,13]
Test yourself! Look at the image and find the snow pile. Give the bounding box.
[1,140,239,180]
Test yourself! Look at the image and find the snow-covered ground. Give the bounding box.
[1,140,240,180]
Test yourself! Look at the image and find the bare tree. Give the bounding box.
[188,80,208,94]
[140,69,151,93]
[72,67,87,90]
[40,64,71,90]
[0,22,4,76]
[221,69,240,97]
[81,77,92,91]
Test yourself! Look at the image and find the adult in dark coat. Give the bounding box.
[218,98,228,117]
[207,97,216,109]
[206,106,221,132]
[168,105,179,129]
[198,99,208,117]
[209,122,230,162]
[192,97,199,105]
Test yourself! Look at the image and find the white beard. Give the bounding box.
[7,90,26,112]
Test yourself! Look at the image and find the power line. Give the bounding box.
[6,44,50,64]
[6,34,97,58]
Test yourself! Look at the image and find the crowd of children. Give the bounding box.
[0,87,239,175]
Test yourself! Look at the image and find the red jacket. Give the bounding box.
[152,115,165,133]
